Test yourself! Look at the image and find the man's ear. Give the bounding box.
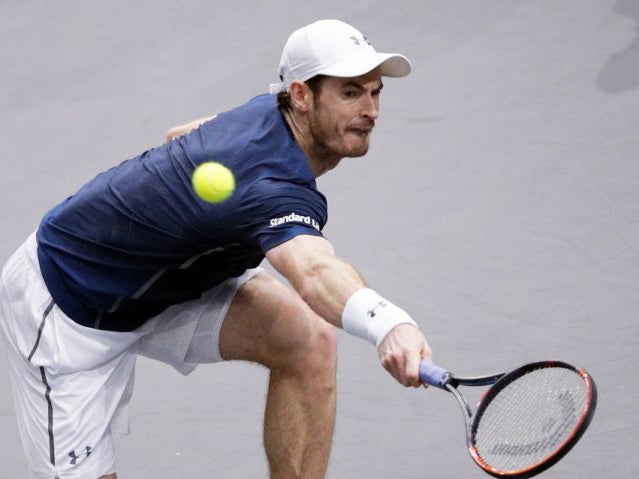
[289,80,312,113]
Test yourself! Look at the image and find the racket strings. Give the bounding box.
[472,367,589,473]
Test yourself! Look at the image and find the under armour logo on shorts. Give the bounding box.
[69,446,92,465]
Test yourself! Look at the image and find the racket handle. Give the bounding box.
[419,361,452,389]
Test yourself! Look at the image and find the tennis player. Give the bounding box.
[0,19,432,479]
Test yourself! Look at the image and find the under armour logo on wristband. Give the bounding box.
[69,446,92,465]
[367,300,387,318]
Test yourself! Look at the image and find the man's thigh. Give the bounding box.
[218,271,329,368]
[139,267,263,370]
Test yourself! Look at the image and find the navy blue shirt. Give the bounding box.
[37,95,328,331]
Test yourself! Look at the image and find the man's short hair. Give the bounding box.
[277,75,327,113]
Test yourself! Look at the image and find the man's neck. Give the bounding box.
[282,109,342,178]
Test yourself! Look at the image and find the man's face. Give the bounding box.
[307,69,383,159]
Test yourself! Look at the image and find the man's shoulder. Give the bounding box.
[230,93,278,116]
[199,94,281,141]
[246,93,277,106]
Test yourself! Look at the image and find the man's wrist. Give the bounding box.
[341,288,417,347]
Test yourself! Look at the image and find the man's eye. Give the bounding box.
[343,90,359,98]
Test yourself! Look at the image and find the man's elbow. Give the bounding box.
[295,260,327,308]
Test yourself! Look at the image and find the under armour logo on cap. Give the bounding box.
[350,35,371,46]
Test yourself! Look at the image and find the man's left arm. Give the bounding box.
[165,115,217,143]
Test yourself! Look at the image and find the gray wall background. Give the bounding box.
[1,1,637,477]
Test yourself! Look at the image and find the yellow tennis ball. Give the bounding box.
[192,162,235,203]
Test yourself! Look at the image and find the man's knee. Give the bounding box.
[254,276,337,375]
[272,315,337,401]
[299,319,337,371]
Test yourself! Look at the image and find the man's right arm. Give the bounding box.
[265,234,433,387]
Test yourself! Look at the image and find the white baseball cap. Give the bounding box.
[269,19,411,94]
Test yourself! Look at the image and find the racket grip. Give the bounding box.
[419,361,452,389]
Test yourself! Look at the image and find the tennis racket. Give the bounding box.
[419,360,597,478]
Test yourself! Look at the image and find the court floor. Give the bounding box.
[1,1,637,477]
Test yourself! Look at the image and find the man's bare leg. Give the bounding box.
[219,272,337,478]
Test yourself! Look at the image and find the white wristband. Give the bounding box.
[341,288,418,347]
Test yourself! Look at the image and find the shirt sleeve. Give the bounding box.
[236,178,327,253]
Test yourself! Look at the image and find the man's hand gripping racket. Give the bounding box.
[419,360,597,478]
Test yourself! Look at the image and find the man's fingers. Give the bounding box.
[405,352,422,387]
[377,324,434,388]
[380,349,421,387]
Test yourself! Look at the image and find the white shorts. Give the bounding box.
[0,233,261,479]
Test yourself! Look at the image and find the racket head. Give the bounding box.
[468,361,596,478]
